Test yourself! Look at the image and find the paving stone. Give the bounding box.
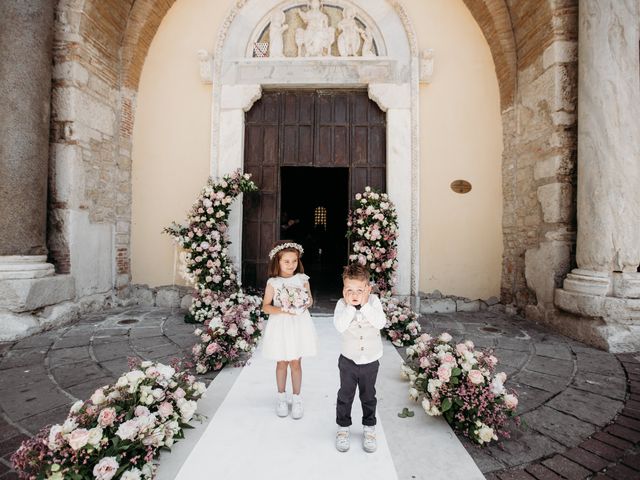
[46,346,91,366]
[547,388,623,427]
[604,424,640,444]
[534,343,573,361]
[0,349,46,370]
[616,415,640,432]
[526,356,574,378]
[524,464,564,479]
[572,371,627,401]
[514,370,569,393]
[592,432,634,451]
[465,447,506,472]
[497,470,537,480]
[10,333,57,350]
[563,447,611,472]
[0,434,29,461]
[575,351,624,378]
[92,340,133,362]
[580,438,624,461]
[2,471,20,479]
[542,454,591,479]
[485,429,565,467]
[0,462,10,475]
[66,376,115,401]
[50,360,108,388]
[0,365,47,390]
[18,403,72,435]
[99,357,133,375]
[621,452,640,470]
[523,406,596,447]
[51,333,94,349]
[602,463,639,479]
[129,326,164,338]
[0,419,20,444]
[514,386,555,413]
[0,384,70,421]
[621,407,640,420]
[493,348,530,369]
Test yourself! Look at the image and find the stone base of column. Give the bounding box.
[0,255,55,279]
[555,286,640,353]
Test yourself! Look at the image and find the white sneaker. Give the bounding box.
[291,394,304,419]
[363,426,377,453]
[276,393,288,417]
[336,427,350,452]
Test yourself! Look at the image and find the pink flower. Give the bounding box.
[468,370,484,385]
[93,457,119,480]
[205,342,220,355]
[504,394,518,410]
[158,401,174,418]
[442,354,456,365]
[67,428,90,450]
[173,387,186,399]
[97,407,117,427]
[437,365,451,382]
[419,357,431,369]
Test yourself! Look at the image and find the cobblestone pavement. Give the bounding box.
[0,307,639,479]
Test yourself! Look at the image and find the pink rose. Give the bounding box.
[468,370,484,385]
[419,357,431,369]
[437,366,451,382]
[97,407,117,428]
[205,342,220,356]
[158,401,174,418]
[93,457,119,480]
[455,343,468,355]
[442,354,456,365]
[67,428,90,450]
[135,406,150,417]
[173,387,186,399]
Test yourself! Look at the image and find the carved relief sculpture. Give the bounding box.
[360,28,375,57]
[337,7,362,56]
[269,11,288,57]
[295,0,335,57]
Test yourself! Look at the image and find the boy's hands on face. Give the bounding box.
[343,278,372,307]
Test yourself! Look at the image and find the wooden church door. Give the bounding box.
[242,90,386,290]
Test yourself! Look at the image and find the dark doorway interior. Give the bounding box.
[280,166,349,299]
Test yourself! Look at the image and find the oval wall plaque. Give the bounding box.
[450,179,472,194]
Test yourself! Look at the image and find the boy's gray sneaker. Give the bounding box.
[336,427,350,452]
[363,426,377,453]
[276,393,288,417]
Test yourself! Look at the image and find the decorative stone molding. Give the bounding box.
[0,256,55,280]
[367,83,411,111]
[220,84,262,111]
[419,49,434,84]
[197,49,213,84]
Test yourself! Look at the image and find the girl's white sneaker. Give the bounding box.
[336,427,350,452]
[291,394,304,419]
[276,392,288,417]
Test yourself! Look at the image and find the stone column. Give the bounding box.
[555,0,640,351]
[0,1,75,340]
[0,0,55,277]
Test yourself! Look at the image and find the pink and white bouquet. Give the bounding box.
[402,332,519,445]
[275,285,310,314]
[12,360,206,480]
[192,291,266,373]
[347,187,398,294]
[380,295,422,347]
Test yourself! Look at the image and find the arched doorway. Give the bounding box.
[241,89,386,297]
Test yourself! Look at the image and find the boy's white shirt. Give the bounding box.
[333,293,387,365]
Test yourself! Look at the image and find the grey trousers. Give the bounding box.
[336,354,380,427]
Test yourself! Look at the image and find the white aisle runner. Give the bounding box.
[159,317,485,480]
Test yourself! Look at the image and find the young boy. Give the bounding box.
[333,264,387,453]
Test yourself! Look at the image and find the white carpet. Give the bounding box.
[157,317,485,480]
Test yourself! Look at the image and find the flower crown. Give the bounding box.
[269,242,304,260]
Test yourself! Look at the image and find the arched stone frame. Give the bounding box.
[208,0,419,295]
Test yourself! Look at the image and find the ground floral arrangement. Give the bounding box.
[11,360,206,480]
[347,187,420,347]
[164,170,267,372]
[401,332,519,445]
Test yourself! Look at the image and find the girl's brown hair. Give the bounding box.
[267,240,305,278]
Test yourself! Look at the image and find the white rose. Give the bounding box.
[70,400,84,414]
[48,424,64,450]
[87,426,103,447]
[91,388,106,405]
[504,394,518,410]
[408,387,419,401]
[93,456,119,480]
[439,332,453,343]
[121,468,142,480]
[421,398,431,414]
[140,361,153,369]
[116,375,129,388]
[156,364,176,380]
[468,370,484,385]
[477,425,495,444]
[62,418,78,434]
[490,378,505,395]
[178,399,198,422]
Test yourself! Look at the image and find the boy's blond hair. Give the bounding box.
[342,264,370,283]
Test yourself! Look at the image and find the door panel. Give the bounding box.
[242,90,386,289]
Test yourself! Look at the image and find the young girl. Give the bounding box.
[261,241,318,419]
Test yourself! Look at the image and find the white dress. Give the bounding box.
[261,273,318,361]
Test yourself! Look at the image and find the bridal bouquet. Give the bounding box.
[380,294,422,347]
[402,333,519,445]
[12,360,206,480]
[275,285,310,314]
